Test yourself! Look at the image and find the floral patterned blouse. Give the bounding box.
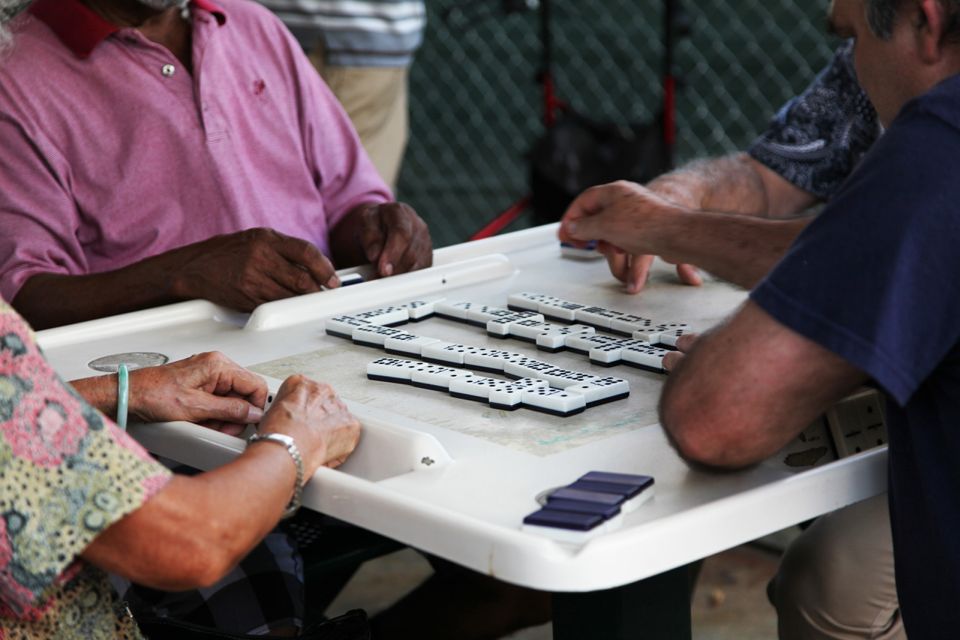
[0,301,172,639]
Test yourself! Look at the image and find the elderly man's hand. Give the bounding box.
[662,333,699,372]
[354,202,433,277]
[129,352,268,434]
[170,228,340,311]
[259,375,361,473]
[559,181,701,293]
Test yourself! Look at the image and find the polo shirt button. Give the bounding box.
[161,64,176,77]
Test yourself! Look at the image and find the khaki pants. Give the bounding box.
[309,47,410,191]
[771,494,904,640]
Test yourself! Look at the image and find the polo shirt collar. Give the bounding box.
[29,0,226,59]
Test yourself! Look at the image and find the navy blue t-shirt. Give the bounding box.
[751,73,960,638]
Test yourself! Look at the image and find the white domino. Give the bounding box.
[535,324,596,352]
[486,313,545,337]
[366,357,422,382]
[537,299,587,322]
[503,356,555,379]
[508,319,565,342]
[521,386,587,417]
[449,375,513,401]
[488,308,545,322]
[610,314,657,336]
[400,297,445,321]
[325,315,370,339]
[353,306,410,327]
[587,341,628,365]
[411,363,475,391]
[632,328,663,343]
[433,301,474,321]
[507,292,553,312]
[574,306,625,329]
[621,344,672,372]
[351,324,408,347]
[465,305,513,325]
[536,367,599,389]
[565,333,624,355]
[565,376,630,406]
[588,339,649,366]
[421,342,478,366]
[489,378,548,410]
[652,323,689,347]
[383,333,442,357]
[463,348,517,373]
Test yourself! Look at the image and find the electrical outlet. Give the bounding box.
[825,388,888,457]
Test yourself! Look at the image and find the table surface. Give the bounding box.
[38,223,888,593]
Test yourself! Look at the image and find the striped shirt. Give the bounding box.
[258,0,425,66]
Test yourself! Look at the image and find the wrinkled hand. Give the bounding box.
[171,228,339,311]
[129,352,268,435]
[355,202,433,277]
[558,181,701,293]
[258,375,361,473]
[662,333,699,372]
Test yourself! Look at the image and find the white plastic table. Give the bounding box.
[39,224,887,639]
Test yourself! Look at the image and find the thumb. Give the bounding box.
[196,394,264,424]
[564,212,608,242]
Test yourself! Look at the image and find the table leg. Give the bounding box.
[552,564,694,640]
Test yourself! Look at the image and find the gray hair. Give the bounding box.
[865,0,960,40]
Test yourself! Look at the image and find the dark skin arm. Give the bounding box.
[331,201,433,277]
[659,301,866,469]
[14,228,341,329]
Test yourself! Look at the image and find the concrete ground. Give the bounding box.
[326,532,793,639]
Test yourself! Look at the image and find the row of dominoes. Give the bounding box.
[325,298,447,338]
[421,303,674,371]
[326,296,677,372]
[366,357,627,417]
[522,471,655,542]
[505,292,689,345]
[325,314,632,405]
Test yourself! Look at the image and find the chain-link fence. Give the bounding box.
[397,0,840,247]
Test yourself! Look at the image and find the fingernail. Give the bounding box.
[567,222,578,236]
[326,275,340,288]
[382,262,393,277]
[247,406,264,422]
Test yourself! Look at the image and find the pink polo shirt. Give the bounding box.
[0,0,391,302]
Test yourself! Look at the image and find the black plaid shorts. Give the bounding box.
[113,460,305,636]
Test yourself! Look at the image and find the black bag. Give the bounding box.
[136,608,371,640]
[529,110,669,224]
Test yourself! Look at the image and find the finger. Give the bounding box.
[604,251,629,285]
[625,255,655,294]
[203,354,269,409]
[674,332,700,353]
[558,185,617,242]
[375,206,416,277]
[272,235,339,289]
[396,223,433,274]
[662,351,685,372]
[192,393,264,425]
[676,263,703,287]
[357,206,387,265]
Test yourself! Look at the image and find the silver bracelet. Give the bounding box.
[247,432,304,519]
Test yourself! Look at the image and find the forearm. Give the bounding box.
[650,153,818,218]
[648,210,812,289]
[12,251,188,329]
[83,442,300,590]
